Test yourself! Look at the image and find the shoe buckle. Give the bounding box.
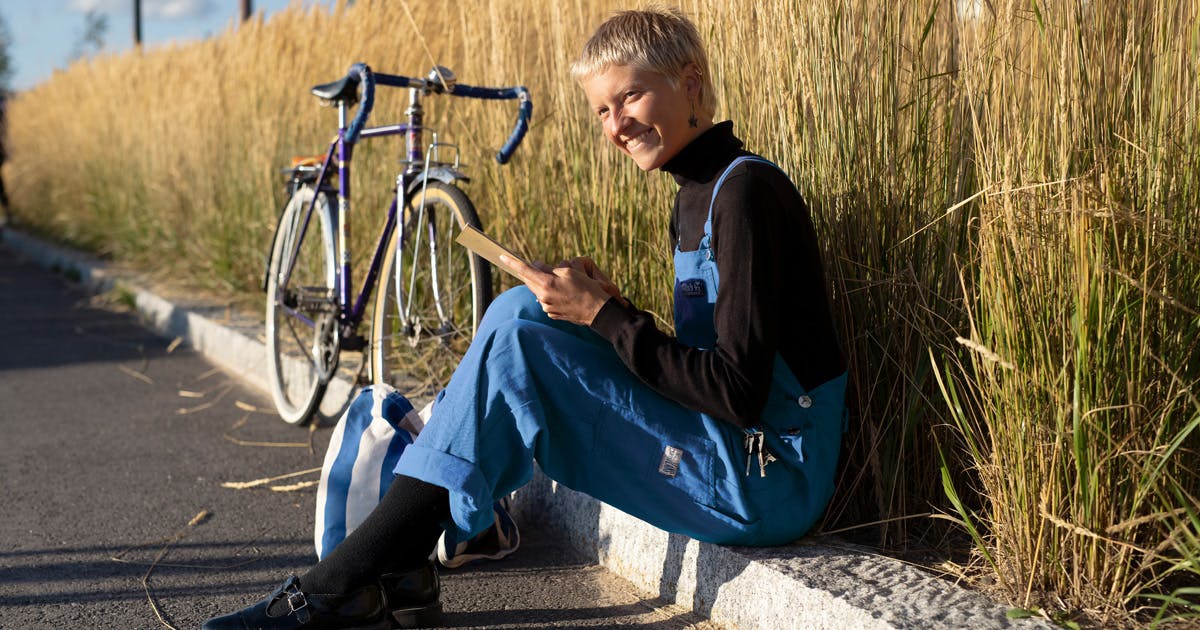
[285,586,308,613]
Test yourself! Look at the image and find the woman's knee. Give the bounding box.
[479,287,547,333]
[476,286,606,351]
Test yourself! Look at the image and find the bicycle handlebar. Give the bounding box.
[339,63,532,164]
[444,84,532,164]
[344,63,376,145]
[499,94,533,164]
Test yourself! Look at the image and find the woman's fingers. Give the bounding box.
[543,267,611,325]
[500,255,564,303]
[567,257,619,297]
[568,256,602,279]
[500,254,615,325]
[499,254,544,284]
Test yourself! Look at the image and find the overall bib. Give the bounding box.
[395,156,847,546]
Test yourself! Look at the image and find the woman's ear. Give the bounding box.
[681,62,703,99]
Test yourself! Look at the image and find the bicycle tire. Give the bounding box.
[370,181,492,394]
[265,185,340,425]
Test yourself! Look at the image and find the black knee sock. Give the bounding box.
[301,474,450,595]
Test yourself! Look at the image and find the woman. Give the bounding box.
[204,7,846,629]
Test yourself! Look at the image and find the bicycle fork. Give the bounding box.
[392,174,454,345]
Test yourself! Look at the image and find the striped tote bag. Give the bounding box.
[313,384,520,566]
[313,384,427,559]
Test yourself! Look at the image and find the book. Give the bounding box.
[455,225,529,279]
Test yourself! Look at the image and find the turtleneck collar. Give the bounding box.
[661,121,744,186]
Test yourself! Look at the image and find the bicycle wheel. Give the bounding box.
[265,185,340,425]
[370,181,492,394]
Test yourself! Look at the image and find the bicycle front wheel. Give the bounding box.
[370,181,492,394]
[265,185,339,425]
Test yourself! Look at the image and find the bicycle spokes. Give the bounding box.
[265,185,339,425]
[373,181,490,394]
[395,204,459,347]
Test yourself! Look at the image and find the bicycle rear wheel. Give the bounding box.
[265,185,339,425]
[370,181,492,394]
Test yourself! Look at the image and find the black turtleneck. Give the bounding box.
[589,121,845,429]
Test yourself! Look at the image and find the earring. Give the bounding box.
[688,103,698,128]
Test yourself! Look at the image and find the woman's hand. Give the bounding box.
[501,255,621,326]
[567,256,622,299]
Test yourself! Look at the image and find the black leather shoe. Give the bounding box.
[201,576,389,630]
[379,561,443,628]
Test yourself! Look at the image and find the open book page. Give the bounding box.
[455,225,529,279]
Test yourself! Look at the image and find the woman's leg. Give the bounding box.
[202,475,446,630]
[396,287,763,545]
[273,289,565,595]
[301,474,448,594]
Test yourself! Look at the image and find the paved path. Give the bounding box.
[0,245,715,629]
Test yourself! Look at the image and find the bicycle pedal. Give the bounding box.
[340,334,367,352]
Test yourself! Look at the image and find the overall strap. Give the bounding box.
[701,156,781,252]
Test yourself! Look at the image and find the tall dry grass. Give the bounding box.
[6,0,1198,624]
[933,2,1200,624]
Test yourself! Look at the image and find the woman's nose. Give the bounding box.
[605,111,627,140]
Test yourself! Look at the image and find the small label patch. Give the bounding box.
[658,446,684,477]
[679,279,706,298]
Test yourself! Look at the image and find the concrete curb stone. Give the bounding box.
[2,228,1053,629]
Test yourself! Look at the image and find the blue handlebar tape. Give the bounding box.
[344,63,375,145]
[449,85,525,100]
[496,96,532,164]
[373,73,413,89]
[446,84,530,164]
[446,84,532,164]
[340,68,530,162]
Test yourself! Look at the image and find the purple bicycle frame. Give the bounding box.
[348,121,433,321]
[275,63,529,342]
[280,119,424,333]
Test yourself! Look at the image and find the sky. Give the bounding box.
[1,0,327,92]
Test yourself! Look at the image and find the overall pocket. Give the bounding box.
[590,402,717,509]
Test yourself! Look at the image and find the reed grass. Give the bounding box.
[6,0,1198,624]
[933,2,1200,624]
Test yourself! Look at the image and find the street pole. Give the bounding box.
[133,0,142,45]
[241,0,253,21]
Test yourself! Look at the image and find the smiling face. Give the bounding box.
[581,64,712,171]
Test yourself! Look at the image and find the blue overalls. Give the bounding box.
[395,156,847,546]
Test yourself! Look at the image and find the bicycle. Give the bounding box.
[263,63,532,425]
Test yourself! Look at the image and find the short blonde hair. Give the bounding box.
[571,6,717,118]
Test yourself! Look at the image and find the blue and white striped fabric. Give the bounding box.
[314,384,429,559]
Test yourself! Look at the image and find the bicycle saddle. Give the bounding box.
[311,75,359,105]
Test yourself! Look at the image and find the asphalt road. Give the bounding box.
[0,244,715,629]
